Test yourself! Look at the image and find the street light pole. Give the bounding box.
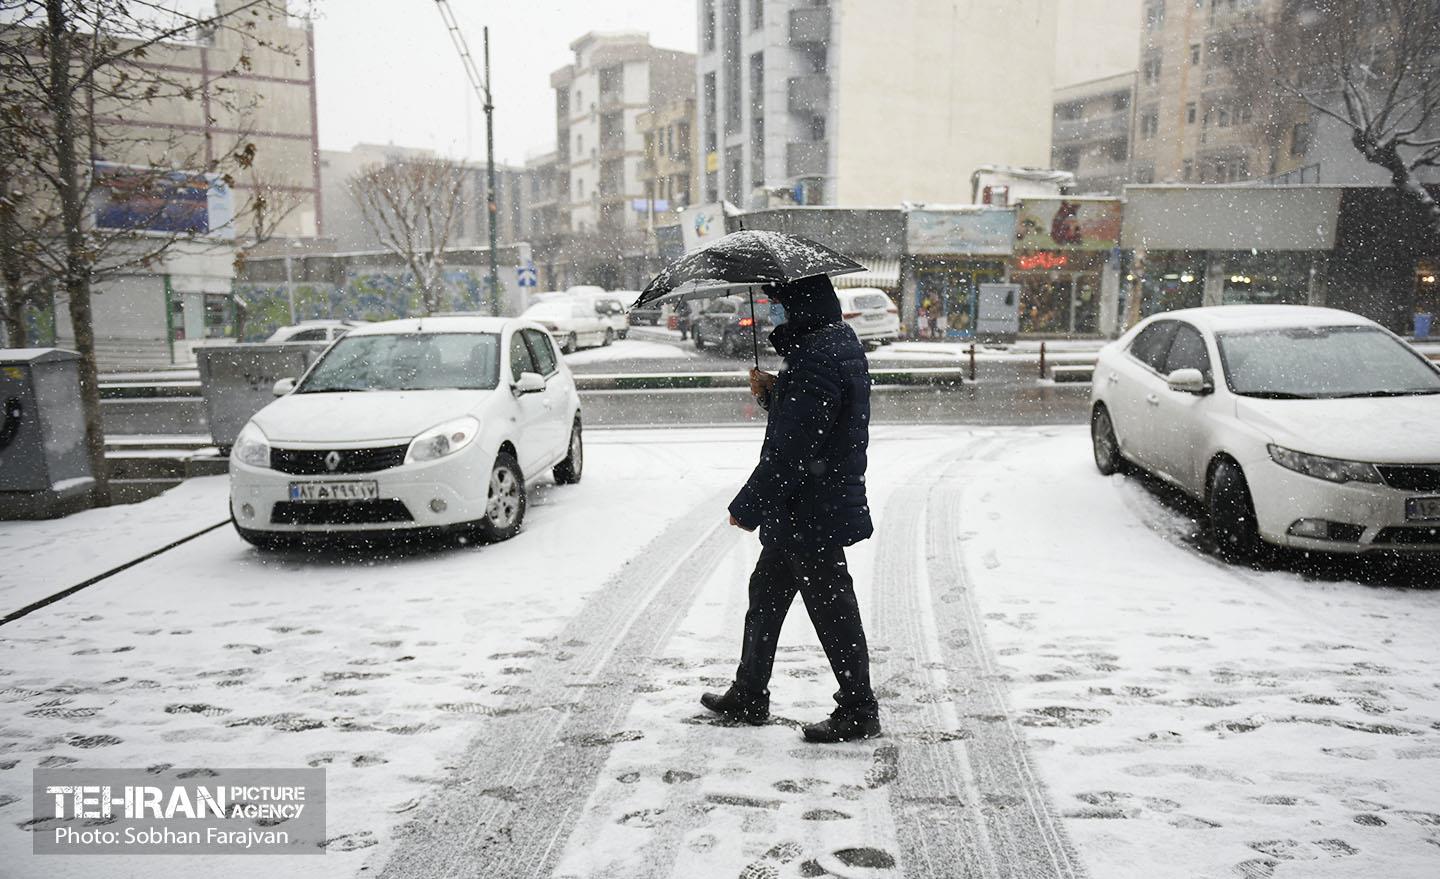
[484,26,499,316]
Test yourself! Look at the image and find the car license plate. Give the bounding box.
[865,313,885,321]
[288,481,379,502]
[1407,496,1440,521]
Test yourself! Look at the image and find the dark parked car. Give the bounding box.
[629,302,664,326]
[694,294,775,357]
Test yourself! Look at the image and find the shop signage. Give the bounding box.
[1016,252,1070,271]
[906,208,1016,256]
[1014,199,1122,251]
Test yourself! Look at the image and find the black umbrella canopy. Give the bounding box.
[632,230,865,309]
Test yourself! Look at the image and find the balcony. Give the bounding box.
[788,74,830,115]
[599,136,628,159]
[1052,110,1131,145]
[787,140,828,177]
[790,7,831,44]
[598,89,624,111]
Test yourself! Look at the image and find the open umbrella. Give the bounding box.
[632,230,866,368]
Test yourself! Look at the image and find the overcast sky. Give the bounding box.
[310,1,697,166]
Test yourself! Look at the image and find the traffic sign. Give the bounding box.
[517,261,537,288]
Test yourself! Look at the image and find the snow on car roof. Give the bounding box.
[345,316,514,336]
[1157,305,1376,333]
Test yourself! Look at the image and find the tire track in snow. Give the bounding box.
[926,437,1087,879]
[378,489,739,879]
[871,435,1004,879]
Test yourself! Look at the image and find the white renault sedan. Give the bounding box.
[229,317,583,549]
[1090,305,1440,559]
[521,299,608,353]
[838,288,900,344]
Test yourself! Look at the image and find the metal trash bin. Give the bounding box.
[0,348,95,519]
[197,343,328,453]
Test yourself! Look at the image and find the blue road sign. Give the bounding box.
[517,262,538,288]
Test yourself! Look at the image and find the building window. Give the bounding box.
[1105,138,1128,162]
[1186,102,1197,124]
[702,72,718,151]
[1217,106,1231,127]
[809,115,826,141]
[1112,91,1131,113]
[1140,109,1159,139]
[751,0,763,31]
[1190,43,1201,65]
[1055,146,1081,170]
[724,0,742,128]
[1291,121,1311,156]
[725,145,743,203]
[1143,54,1163,86]
[703,0,716,51]
[1145,0,1166,31]
[1056,101,1083,121]
[1182,159,1193,181]
[1136,165,1155,184]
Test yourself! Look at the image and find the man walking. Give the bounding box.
[702,274,880,743]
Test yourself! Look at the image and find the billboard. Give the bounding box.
[92,162,235,239]
[680,203,726,252]
[906,209,1016,256]
[1014,199,1122,251]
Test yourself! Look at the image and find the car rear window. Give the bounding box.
[853,293,891,311]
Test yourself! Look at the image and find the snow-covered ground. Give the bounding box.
[2,426,1437,878]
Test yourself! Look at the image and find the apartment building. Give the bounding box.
[637,98,699,218]
[1129,0,1311,184]
[696,0,1058,207]
[550,32,696,235]
[1052,74,1136,195]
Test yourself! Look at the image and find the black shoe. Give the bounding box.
[802,709,881,743]
[700,684,769,725]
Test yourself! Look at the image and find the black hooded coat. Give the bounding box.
[727,275,874,549]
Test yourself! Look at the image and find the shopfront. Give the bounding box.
[1010,199,1124,337]
[1121,185,1342,328]
[904,208,1015,339]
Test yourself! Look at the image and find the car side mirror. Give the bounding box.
[272,377,296,397]
[1167,368,1211,395]
[513,371,545,395]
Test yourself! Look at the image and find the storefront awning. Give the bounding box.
[834,257,900,290]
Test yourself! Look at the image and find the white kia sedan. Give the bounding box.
[229,317,583,549]
[1090,305,1440,559]
[838,288,900,344]
[521,300,608,353]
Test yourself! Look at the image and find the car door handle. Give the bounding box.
[1146,393,1160,406]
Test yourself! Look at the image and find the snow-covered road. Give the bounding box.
[2,426,1438,879]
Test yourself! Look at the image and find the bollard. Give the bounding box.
[968,342,977,382]
[1038,341,1047,379]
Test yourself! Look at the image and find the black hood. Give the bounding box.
[769,274,842,333]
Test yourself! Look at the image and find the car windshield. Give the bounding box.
[1216,325,1440,399]
[298,332,501,392]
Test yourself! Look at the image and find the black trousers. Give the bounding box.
[735,545,878,714]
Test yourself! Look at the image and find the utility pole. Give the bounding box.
[484,26,498,317]
[435,1,500,315]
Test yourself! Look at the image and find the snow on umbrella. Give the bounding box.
[632,230,866,368]
[632,230,866,307]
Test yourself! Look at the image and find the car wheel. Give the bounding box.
[1208,458,1263,562]
[1091,405,1125,476]
[563,332,578,354]
[603,327,614,346]
[618,329,628,340]
[553,419,584,485]
[475,451,526,542]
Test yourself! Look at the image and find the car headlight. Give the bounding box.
[406,416,480,464]
[232,421,271,469]
[1267,445,1381,484]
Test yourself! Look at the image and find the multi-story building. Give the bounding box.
[1052,74,1136,195]
[637,98,698,218]
[1129,0,1309,185]
[695,0,1058,208]
[1050,0,1141,195]
[550,33,695,236]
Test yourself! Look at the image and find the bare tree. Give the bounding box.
[1258,0,1440,231]
[0,0,300,502]
[348,158,469,315]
